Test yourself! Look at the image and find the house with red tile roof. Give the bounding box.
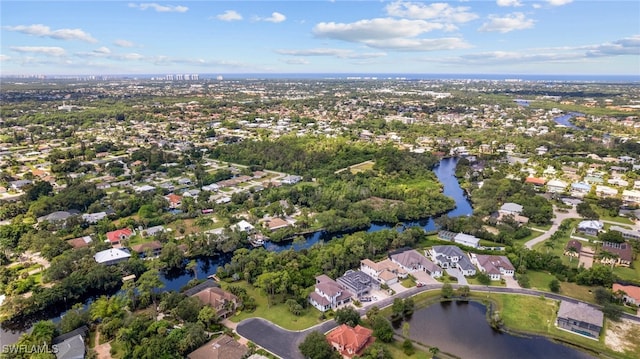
[613,283,640,305]
[106,228,133,246]
[326,324,375,358]
[165,193,182,209]
[525,177,546,186]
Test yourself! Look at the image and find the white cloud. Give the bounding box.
[363,37,471,52]
[385,1,478,23]
[282,58,310,65]
[94,46,111,55]
[10,46,66,56]
[263,12,286,23]
[497,0,522,7]
[314,18,445,42]
[479,13,534,33]
[586,35,640,57]
[113,39,135,48]
[276,48,387,59]
[4,24,97,43]
[217,10,242,21]
[0,54,10,61]
[546,0,573,6]
[128,3,188,13]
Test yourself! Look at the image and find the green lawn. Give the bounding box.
[466,277,506,287]
[528,223,553,231]
[599,214,634,225]
[401,276,417,288]
[613,257,640,281]
[558,282,598,304]
[514,229,544,243]
[385,341,432,359]
[471,293,631,359]
[526,270,557,291]
[222,281,323,331]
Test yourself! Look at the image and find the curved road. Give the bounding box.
[236,284,640,359]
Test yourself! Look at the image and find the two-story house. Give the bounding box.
[308,275,353,312]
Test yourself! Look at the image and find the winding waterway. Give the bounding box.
[403,301,593,359]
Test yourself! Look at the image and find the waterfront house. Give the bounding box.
[390,249,443,278]
[326,324,374,359]
[67,235,93,249]
[52,326,88,359]
[337,270,377,298]
[192,287,241,319]
[360,258,407,285]
[453,233,481,248]
[556,301,603,338]
[94,248,131,266]
[187,335,247,359]
[429,245,476,276]
[499,202,524,216]
[233,220,254,233]
[576,220,604,236]
[470,254,515,280]
[612,283,640,305]
[309,275,352,312]
[131,240,163,258]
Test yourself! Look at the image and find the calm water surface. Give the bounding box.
[404,301,593,359]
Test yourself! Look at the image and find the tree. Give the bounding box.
[429,346,440,358]
[403,297,415,317]
[517,274,530,288]
[457,285,471,298]
[477,272,491,285]
[603,303,622,321]
[358,342,392,359]
[441,283,454,299]
[335,307,361,327]
[594,287,612,305]
[159,242,186,270]
[137,269,164,319]
[298,331,340,359]
[371,316,394,343]
[391,298,405,322]
[186,259,198,280]
[402,339,415,356]
[549,279,560,293]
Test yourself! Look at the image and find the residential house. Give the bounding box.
[564,240,582,257]
[470,254,515,280]
[308,275,352,312]
[134,184,156,193]
[94,248,131,265]
[281,175,302,185]
[192,287,241,318]
[600,242,633,267]
[429,245,476,276]
[571,182,592,198]
[264,217,292,231]
[201,183,219,192]
[612,283,640,306]
[499,202,524,216]
[66,236,92,249]
[326,324,375,359]
[131,241,163,258]
[497,212,529,226]
[390,249,443,278]
[608,177,629,187]
[547,179,568,194]
[622,190,640,205]
[635,180,640,190]
[9,179,32,190]
[609,226,640,241]
[143,225,166,237]
[595,185,618,198]
[177,177,192,186]
[52,326,88,359]
[187,335,248,359]
[233,220,254,233]
[106,228,134,246]
[37,210,79,225]
[576,220,604,236]
[556,301,603,338]
[360,259,407,285]
[337,270,377,298]
[453,233,481,248]
[525,177,546,187]
[82,211,107,224]
[165,193,182,209]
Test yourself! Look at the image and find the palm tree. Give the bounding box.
[544,240,555,253]
[429,346,440,358]
[567,246,578,262]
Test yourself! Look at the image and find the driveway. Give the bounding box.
[503,276,520,289]
[446,268,468,285]
[525,205,580,249]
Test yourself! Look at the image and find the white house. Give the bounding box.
[360,259,407,285]
[234,220,254,233]
[547,179,568,193]
[499,203,524,216]
[453,233,481,248]
[429,245,476,276]
[94,248,131,266]
[595,185,618,198]
[622,190,640,205]
[308,275,352,312]
[577,220,604,236]
[390,249,443,278]
[470,254,515,280]
[281,175,302,185]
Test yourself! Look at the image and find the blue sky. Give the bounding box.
[1,1,639,75]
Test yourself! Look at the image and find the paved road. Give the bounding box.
[525,206,580,249]
[235,284,640,359]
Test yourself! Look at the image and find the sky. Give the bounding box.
[1,0,639,76]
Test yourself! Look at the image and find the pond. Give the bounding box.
[401,301,593,359]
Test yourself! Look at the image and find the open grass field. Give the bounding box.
[613,257,640,282]
[526,270,557,291]
[223,281,323,331]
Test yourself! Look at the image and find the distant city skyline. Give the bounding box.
[1,1,639,76]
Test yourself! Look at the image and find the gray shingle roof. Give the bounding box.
[557,301,603,327]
